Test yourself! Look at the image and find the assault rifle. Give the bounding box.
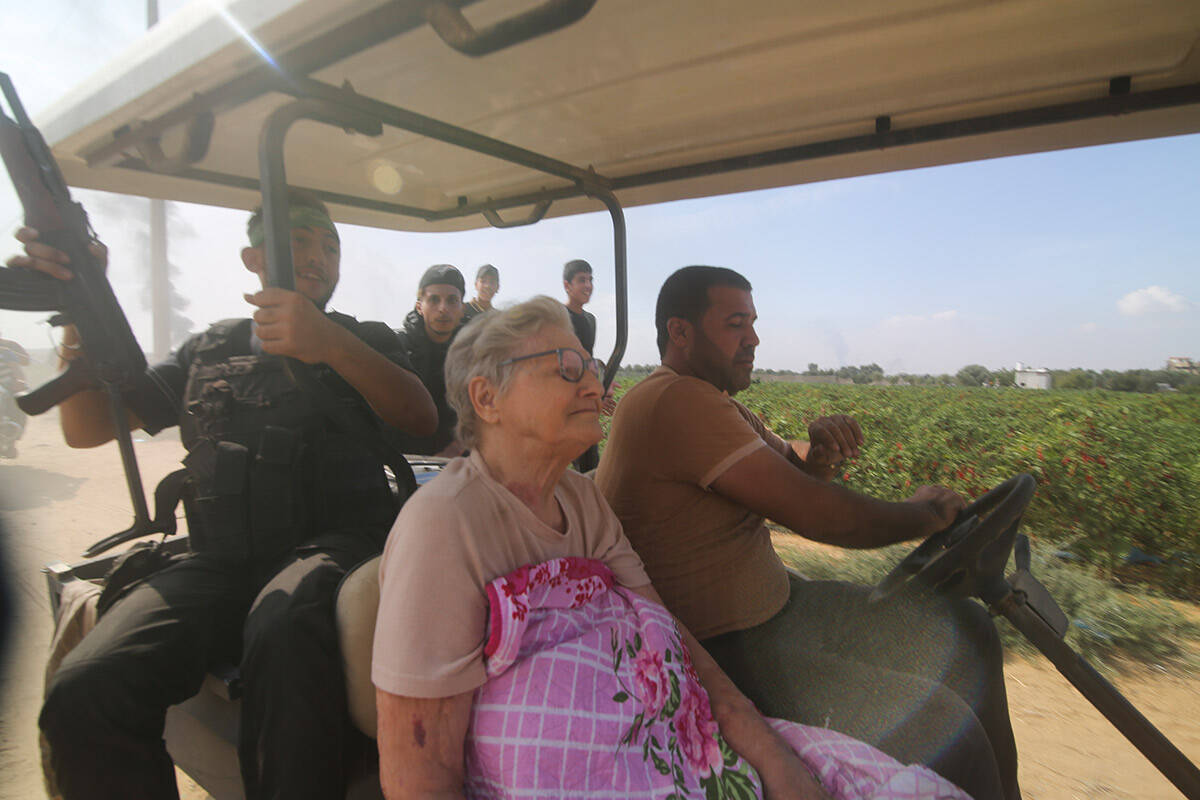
[0,72,147,411]
[0,72,175,554]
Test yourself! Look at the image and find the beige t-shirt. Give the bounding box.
[595,366,791,639]
[372,450,650,699]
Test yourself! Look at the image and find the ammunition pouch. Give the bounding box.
[179,341,395,564]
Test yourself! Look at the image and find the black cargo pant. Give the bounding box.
[40,526,383,800]
[701,575,1019,800]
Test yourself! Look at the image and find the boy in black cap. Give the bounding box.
[396,264,467,455]
[463,264,499,323]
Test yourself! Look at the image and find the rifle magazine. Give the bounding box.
[0,266,61,312]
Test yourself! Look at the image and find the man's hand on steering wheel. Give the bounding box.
[904,485,967,537]
[873,474,1037,604]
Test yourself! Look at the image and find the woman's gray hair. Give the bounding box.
[444,295,573,448]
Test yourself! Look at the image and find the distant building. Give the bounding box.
[1166,357,1198,375]
[1014,362,1052,390]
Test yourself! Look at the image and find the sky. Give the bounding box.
[1,0,1197,376]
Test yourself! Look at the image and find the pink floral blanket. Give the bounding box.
[465,557,971,800]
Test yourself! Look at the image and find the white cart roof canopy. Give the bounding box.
[34,0,1200,232]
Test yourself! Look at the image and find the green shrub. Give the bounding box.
[734,383,1200,596]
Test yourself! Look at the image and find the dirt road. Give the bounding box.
[1,413,1197,799]
[0,413,208,799]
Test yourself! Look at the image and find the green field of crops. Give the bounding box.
[613,380,1200,598]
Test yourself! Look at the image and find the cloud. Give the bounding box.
[1117,286,1190,316]
[1077,322,1098,334]
[882,310,959,327]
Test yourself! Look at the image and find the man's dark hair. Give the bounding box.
[245,187,331,241]
[418,263,465,297]
[655,266,752,356]
[563,259,593,282]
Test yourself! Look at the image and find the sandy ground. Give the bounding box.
[1,412,1197,799]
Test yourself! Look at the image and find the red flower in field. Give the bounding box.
[1036,447,1044,460]
[955,469,965,479]
[843,472,851,481]
[1061,457,1071,466]
[1080,453,1093,462]
[896,443,903,450]
[1097,456,1107,467]
[1085,474,1096,487]
[905,479,911,487]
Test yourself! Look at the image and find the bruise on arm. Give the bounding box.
[412,717,426,748]
[376,688,474,800]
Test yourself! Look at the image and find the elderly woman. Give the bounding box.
[371,297,966,800]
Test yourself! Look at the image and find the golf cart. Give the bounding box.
[8,1,1200,797]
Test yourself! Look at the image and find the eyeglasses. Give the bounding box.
[498,348,605,383]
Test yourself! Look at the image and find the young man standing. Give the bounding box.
[395,263,467,456]
[561,258,606,471]
[596,266,1021,800]
[562,258,596,355]
[462,263,499,323]
[12,189,437,800]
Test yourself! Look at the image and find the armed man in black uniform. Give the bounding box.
[9,189,436,800]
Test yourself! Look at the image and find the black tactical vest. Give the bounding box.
[179,320,397,564]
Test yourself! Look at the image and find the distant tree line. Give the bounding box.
[1050,367,1200,393]
[617,361,1200,393]
[948,364,1199,393]
[799,363,884,384]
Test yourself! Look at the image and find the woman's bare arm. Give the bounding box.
[376,688,474,800]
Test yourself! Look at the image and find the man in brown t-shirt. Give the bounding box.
[597,266,1020,800]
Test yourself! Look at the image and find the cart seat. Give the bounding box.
[335,555,382,738]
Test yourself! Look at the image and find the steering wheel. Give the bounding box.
[869,473,1037,605]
